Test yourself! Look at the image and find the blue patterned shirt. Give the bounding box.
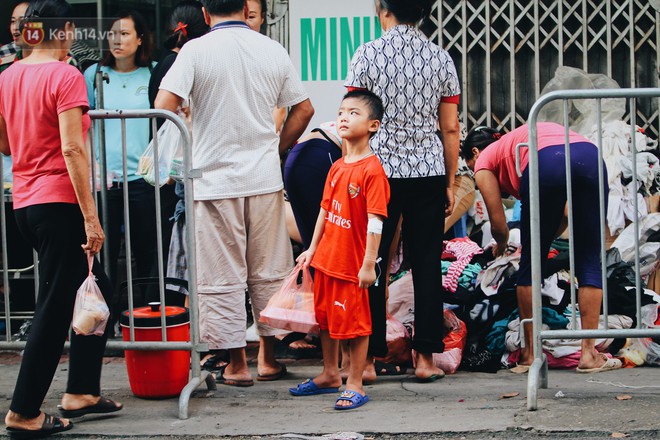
[345,25,461,179]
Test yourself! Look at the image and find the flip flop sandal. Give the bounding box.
[576,354,623,373]
[6,413,73,439]
[214,365,254,387]
[415,368,446,383]
[415,373,444,383]
[289,378,340,396]
[374,360,406,376]
[257,363,287,381]
[510,364,531,374]
[334,390,369,410]
[201,351,229,371]
[58,396,123,418]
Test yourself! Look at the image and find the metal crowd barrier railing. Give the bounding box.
[525,88,660,411]
[0,109,215,419]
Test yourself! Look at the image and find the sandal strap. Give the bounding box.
[43,413,65,430]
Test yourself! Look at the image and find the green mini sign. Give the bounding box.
[300,16,382,82]
[290,0,380,130]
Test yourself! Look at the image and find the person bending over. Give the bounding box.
[462,122,622,374]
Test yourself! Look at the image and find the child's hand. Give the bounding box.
[358,264,376,289]
[296,249,314,267]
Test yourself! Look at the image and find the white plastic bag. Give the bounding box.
[387,271,414,326]
[468,190,489,225]
[537,66,625,136]
[137,120,184,187]
[72,253,110,336]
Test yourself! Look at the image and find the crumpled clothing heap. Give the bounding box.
[477,247,521,296]
[469,299,500,324]
[607,183,648,237]
[442,238,483,293]
[486,307,569,355]
[585,121,659,236]
[441,261,481,291]
[611,212,660,276]
[506,348,618,370]
[619,152,660,195]
[505,314,633,357]
[541,273,565,305]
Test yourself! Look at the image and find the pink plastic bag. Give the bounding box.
[412,309,467,374]
[259,263,319,334]
[376,314,412,366]
[72,253,110,336]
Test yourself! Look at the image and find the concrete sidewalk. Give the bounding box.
[1,350,659,439]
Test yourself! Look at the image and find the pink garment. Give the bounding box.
[0,62,90,209]
[442,237,483,293]
[509,349,615,370]
[474,122,591,198]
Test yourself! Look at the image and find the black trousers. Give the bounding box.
[102,179,176,289]
[10,203,113,418]
[368,176,447,357]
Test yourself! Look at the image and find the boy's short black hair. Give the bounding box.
[342,89,384,122]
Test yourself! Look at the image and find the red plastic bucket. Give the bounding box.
[120,303,190,398]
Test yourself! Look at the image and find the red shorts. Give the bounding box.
[314,270,372,339]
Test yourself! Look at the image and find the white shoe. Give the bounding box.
[246,323,259,342]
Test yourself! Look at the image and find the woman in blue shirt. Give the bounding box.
[84,10,176,304]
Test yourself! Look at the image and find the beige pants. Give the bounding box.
[194,191,293,349]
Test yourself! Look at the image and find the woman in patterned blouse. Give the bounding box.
[345,0,461,383]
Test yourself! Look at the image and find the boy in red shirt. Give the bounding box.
[289,90,390,410]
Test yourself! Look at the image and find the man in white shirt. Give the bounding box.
[156,0,313,386]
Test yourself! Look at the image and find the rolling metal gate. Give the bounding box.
[271,0,660,135]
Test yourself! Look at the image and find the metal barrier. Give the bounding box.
[526,88,660,411]
[0,109,215,419]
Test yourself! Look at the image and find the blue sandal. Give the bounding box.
[334,390,369,410]
[289,378,339,396]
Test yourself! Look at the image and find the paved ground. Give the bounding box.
[1,347,659,439]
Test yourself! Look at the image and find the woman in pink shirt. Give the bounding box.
[0,1,121,437]
[462,122,622,375]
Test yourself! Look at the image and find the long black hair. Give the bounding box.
[461,126,502,160]
[254,0,268,35]
[378,0,433,25]
[163,0,209,50]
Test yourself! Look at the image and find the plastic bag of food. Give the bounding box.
[137,120,184,187]
[72,253,110,336]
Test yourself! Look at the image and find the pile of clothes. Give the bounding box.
[385,226,660,374]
